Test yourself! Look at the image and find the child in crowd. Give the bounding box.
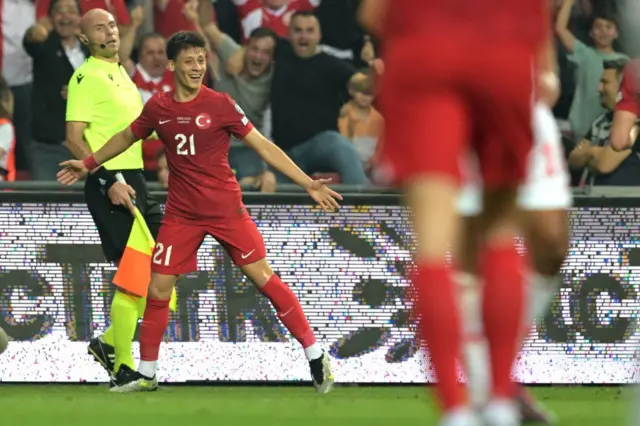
[338,71,384,176]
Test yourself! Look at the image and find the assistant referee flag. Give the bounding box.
[113,207,177,311]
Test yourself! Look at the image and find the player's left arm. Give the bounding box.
[243,129,342,210]
[243,128,314,188]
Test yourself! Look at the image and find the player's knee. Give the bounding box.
[240,258,274,288]
[478,188,520,243]
[148,273,177,300]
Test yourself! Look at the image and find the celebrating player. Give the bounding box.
[64,8,162,386]
[359,1,557,425]
[58,31,340,394]
[457,100,570,425]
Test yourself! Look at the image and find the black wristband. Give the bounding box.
[93,167,117,192]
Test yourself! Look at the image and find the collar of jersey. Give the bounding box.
[87,56,121,71]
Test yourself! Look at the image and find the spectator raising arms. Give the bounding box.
[233,0,319,42]
[556,0,628,140]
[338,70,383,176]
[0,77,16,182]
[268,11,373,184]
[203,21,277,191]
[24,0,87,180]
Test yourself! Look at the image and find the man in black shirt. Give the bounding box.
[270,11,368,184]
[23,0,87,180]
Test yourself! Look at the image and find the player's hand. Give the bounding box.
[57,159,88,185]
[108,182,137,215]
[306,179,343,212]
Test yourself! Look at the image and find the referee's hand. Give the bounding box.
[108,182,137,216]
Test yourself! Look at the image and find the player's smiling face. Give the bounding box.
[172,47,207,91]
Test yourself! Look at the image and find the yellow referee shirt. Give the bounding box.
[66,56,143,170]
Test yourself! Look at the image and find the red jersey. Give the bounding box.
[382,0,548,50]
[130,87,254,221]
[154,0,216,38]
[36,0,130,25]
[616,59,640,116]
[233,0,318,42]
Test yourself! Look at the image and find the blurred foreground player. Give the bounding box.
[360,1,557,425]
[611,59,640,151]
[457,101,569,425]
[59,31,340,394]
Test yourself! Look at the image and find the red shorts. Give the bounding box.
[377,39,535,188]
[151,215,266,275]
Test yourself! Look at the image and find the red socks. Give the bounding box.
[261,275,316,348]
[139,299,170,361]
[413,261,465,410]
[481,243,525,399]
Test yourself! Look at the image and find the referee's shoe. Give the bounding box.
[88,337,116,377]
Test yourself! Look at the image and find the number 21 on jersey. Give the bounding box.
[176,133,195,155]
[153,242,173,266]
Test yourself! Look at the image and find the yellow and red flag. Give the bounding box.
[113,207,177,312]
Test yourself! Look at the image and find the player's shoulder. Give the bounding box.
[200,86,233,102]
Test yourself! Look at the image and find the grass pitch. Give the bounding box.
[0,385,628,426]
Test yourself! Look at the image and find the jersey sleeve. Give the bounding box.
[220,94,254,139]
[616,61,640,116]
[66,72,96,122]
[130,96,158,140]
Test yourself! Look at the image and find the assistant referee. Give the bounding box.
[64,8,161,387]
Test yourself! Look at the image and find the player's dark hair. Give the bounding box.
[166,31,206,62]
[290,10,316,22]
[139,32,166,53]
[48,0,81,17]
[0,76,12,120]
[248,27,278,44]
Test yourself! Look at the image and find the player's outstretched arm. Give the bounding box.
[59,127,138,180]
[243,128,343,211]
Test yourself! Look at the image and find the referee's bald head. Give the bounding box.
[79,8,120,58]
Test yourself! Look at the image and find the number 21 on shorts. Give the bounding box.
[153,242,173,266]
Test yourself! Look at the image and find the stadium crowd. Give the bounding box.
[0,0,637,187]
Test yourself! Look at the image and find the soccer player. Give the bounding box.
[457,101,570,425]
[63,8,162,385]
[359,1,557,425]
[58,31,340,394]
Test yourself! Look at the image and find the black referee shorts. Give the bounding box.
[85,169,162,263]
